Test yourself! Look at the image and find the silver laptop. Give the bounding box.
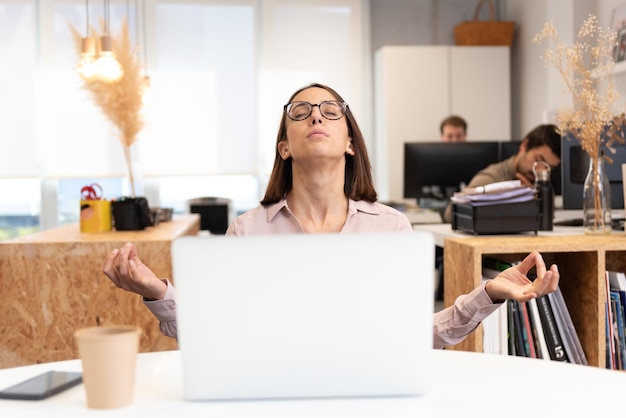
[171,231,435,401]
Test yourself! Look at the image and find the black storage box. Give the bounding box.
[111,197,153,231]
[188,197,231,235]
[451,200,540,235]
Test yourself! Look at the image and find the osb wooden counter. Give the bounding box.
[0,214,200,369]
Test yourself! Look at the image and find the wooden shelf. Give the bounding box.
[443,233,626,368]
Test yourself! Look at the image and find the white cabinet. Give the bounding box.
[374,46,511,202]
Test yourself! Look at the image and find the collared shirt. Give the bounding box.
[227,199,412,235]
[145,199,502,349]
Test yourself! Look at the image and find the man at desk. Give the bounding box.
[442,124,561,222]
[435,124,561,301]
[440,115,467,142]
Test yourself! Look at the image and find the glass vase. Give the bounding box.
[582,155,612,235]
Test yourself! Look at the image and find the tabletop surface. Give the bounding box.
[0,349,620,417]
[1,214,200,244]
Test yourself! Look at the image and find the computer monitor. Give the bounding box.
[561,134,626,209]
[403,142,500,208]
[498,140,521,160]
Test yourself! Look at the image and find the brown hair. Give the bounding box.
[261,83,377,205]
[439,115,467,134]
[524,124,561,158]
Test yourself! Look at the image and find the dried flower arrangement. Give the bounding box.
[70,18,144,196]
[534,14,626,230]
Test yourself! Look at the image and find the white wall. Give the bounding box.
[374,46,511,202]
[371,0,624,140]
[501,0,626,138]
[597,0,626,110]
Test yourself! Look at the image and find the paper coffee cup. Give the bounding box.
[74,325,141,409]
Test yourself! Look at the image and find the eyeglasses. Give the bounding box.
[284,100,348,121]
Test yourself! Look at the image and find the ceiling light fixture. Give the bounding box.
[77,0,97,81]
[95,0,124,83]
[138,0,155,105]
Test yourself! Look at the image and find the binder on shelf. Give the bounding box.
[536,295,568,362]
[507,301,516,356]
[610,297,622,369]
[610,292,626,370]
[607,270,626,370]
[509,300,526,357]
[520,302,536,358]
[548,288,588,365]
[527,299,550,360]
[605,272,617,370]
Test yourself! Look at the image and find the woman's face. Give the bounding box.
[279,87,354,163]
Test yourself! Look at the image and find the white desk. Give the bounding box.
[0,349,621,417]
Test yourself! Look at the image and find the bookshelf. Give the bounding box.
[443,233,626,368]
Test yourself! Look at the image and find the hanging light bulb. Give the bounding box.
[95,0,124,83]
[95,35,124,82]
[138,0,155,105]
[141,75,156,106]
[77,37,97,81]
[77,0,97,81]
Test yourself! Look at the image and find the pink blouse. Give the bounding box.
[145,199,502,349]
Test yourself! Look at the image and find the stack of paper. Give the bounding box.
[450,180,536,206]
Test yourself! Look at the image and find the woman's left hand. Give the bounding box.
[485,251,559,303]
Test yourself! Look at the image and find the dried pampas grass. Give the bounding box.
[533,15,626,161]
[70,17,145,196]
[534,15,626,230]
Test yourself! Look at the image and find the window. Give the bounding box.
[0,0,370,239]
[0,179,41,240]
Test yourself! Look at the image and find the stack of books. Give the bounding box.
[482,257,587,364]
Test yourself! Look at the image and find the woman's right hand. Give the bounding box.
[102,242,168,300]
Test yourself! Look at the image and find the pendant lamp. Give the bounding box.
[77,0,97,81]
[95,0,124,83]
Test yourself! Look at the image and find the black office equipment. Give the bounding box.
[560,134,626,210]
[403,142,500,209]
[534,161,554,231]
[451,200,540,235]
[187,197,231,234]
